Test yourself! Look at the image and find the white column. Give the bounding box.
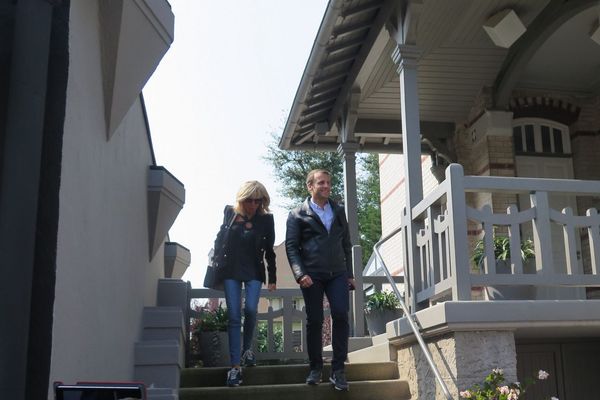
[337,142,365,337]
[392,44,424,311]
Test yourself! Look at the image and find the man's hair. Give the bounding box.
[306,169,331,187]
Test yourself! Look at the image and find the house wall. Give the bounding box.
[49,1,164,389]
[378,154,438,276]
[378,90,600,286]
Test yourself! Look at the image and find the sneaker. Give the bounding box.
[305,368,322,385]
[241,349,257,367]
[330,369,349,391]
[226,367,242,387]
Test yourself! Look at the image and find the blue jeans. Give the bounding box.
[223,279,262,366]
[301,272,349,371]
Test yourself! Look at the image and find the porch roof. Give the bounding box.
[280,0,600,155]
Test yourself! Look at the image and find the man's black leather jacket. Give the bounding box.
[285,198,353,282]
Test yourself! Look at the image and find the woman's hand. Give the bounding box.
[268,283,276,292]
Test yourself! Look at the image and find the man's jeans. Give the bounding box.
[224,279,262,366]
[301,272,349,371]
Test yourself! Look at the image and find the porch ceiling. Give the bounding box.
[280,0,600,154]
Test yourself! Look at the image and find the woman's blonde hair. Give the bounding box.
[234,180,271,216]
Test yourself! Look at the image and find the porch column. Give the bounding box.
[337,142,364,336]
[392,44,424,311]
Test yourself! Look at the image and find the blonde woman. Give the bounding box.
[213,181,276,386]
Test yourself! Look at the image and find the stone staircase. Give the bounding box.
[179,362,411,400]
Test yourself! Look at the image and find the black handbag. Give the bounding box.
[203,207,236,290]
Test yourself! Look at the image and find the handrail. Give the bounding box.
[373,226,453,400]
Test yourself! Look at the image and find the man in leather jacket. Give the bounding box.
[285,169,355,391]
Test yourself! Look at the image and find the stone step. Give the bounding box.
[179,379,410,400]
[181,362,399,388]
[347,341,391,363]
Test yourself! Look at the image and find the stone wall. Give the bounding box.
[396,331,517,400]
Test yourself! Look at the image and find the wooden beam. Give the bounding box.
[326,36,365,54]
[327,0,396,127]
[332,20,373,38]
[341,1,382,18]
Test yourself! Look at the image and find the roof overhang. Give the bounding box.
[280,0,600,156]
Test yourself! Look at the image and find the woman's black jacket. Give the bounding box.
[285,198,353,282]
[213,205,276,284]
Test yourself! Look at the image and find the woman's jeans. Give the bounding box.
[223,279,262,366]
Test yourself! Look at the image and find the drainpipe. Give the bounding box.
[0,0,54,398]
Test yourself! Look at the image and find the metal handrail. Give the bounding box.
[373,225,453,400]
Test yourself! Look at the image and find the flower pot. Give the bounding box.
[199,331,229,367]
[365,309,403,336]
[485,260,535,300]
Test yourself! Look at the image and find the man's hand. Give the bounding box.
[347,277,356,291]
[299,275,313,289]
[268,283,276,292]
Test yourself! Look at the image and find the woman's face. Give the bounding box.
[242,196,262,216]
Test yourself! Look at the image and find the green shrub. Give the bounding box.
[365,290,401,314]
[256,321,283,353]
[472,235,535,267]
[197,304,228,332]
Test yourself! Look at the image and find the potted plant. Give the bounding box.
[472,235,536,300]
[194,305,229,367]
[364,290,403,336]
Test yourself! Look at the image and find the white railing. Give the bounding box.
[373,227,454,400]
[187,275,404,366]
[409,163,600,306]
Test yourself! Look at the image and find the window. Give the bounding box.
[513,119,570,155]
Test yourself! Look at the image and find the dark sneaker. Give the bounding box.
[330,369,349,391]
[306,368,322,385]
[241,349,257,367]
[226,367,242,387]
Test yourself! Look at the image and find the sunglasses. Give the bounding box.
[244,198,263,204]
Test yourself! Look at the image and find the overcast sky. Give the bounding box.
[143,1,328,288]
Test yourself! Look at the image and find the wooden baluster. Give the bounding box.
[531,191,554,275]
[562,207,578,275]
[481,205,496,275]
[587,208,600,275]
[507,205,523,274]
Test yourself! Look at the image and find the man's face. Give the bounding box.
[308,172,331,202]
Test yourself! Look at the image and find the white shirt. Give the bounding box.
[309,199,334,232]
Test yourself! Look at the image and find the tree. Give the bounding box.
[264,133,344,208]
[264,134,381,266]
[357,153,381,265]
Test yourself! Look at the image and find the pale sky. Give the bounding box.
[143,1,328,288]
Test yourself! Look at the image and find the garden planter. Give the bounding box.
[199,331,229,367]
[485,260,535,300]
[365,309,403,336]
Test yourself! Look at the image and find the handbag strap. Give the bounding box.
[225,206,237,228]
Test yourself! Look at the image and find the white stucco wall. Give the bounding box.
[49,1,165,390]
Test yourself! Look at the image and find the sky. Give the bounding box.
[143,1,328,288]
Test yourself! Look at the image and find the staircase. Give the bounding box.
[179,362,410,400]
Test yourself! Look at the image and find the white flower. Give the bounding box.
[538,370,550,380]
[459,390,472,398]
[498,386,510,394]
[507,391,519,400]
[492,368,504,375]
